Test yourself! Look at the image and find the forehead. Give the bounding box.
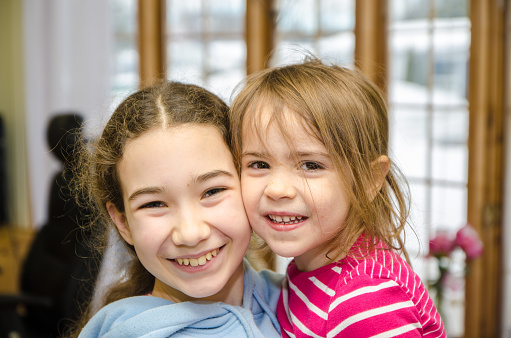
[123,124,227,152]
[118,125,235,190]
[241,104,320,148]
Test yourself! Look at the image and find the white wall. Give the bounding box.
[23,0,113,228]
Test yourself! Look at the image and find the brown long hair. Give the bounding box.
[230,57,411,261]
[67,81,230,336]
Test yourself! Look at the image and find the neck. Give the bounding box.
[294,233,362,272]
[151,262,245,306]
[294,246,346,272]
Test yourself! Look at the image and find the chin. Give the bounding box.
[270,246,303,259]
[183,280,227,300]
[187,289,219,299]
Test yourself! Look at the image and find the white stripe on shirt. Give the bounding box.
[289,279,328,320]
[327,300,416,338]
[309,276,336,297]
[370,322,422,338]
[329,280,398,312]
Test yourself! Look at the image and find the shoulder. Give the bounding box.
[79,296,172,337]
[80,296,246,337]
[339,249,421,290]
[335,250,429,311]
[93,295,173,318]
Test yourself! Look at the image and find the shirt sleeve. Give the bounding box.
[326,275,423,338]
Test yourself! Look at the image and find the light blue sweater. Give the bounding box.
[79,260,283,337]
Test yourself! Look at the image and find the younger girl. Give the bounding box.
[230,59,446,337]
[70,81,282,337]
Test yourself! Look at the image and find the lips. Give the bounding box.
[175,248,219,266]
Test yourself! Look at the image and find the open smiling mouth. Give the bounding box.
[174,246,223,267]
[267,215,308,225]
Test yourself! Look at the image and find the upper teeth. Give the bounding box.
[268,215,304,224]
[176,248,219,266]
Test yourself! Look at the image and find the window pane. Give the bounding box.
[389,25,430,101]
[167,41,203,80]
[167,0,201,35]
[111,0,137,34]
[390,0,430,22]
[112,42,139,92]
[390,107,428,178]
[209,40,245,74]
[431,185,467,231]
[432,19,470,104]
[209,40,245,98]
[405,182,429,278]
[318,32,354,63]
[436,1,469,18]
[209,0,244,33]
[389,1,470,334]
[110,0,138,108]
[166,0,245,101]
[432,110,468,182]
[274,0,355,67]
[320,0,355,32]
[276,0,316,35]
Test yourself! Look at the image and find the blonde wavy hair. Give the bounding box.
[230,58,412,262]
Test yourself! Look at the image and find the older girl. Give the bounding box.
[70,81,282,337]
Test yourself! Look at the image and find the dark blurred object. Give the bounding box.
[0,114,8,224]
[0,113,98,338]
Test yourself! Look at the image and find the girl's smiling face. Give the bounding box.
[108,124,251,305]
[240,107,351,272]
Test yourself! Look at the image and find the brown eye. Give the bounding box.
[300,161,323,171]
[139,201,166,209]
[248,161,270,169]
[202,187,226,199]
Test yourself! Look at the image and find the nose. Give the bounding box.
[264,169,297,200]
[171,211,210,247]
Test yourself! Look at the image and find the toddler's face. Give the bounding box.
[109,125,251,304]
[240,106,350,272]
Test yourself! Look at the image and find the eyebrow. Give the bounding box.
[242,151,330,159]
[128,186,165,201]
[241,151,267,158]
[192,169,234,185]
[127,169,234,201]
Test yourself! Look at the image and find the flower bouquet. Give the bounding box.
[428,224,484,316]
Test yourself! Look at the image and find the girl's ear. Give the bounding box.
[367,155,390,201]
[107,201,134,245]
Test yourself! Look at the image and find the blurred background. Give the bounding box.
[0,0,509,337]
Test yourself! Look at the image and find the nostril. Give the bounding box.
[171,223,211,246]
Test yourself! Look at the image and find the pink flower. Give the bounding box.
[455,224,484,260]
[429,230,455,257]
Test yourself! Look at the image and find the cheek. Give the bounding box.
[130,218,169,248]
[134,231,162,252]
[208,197,251,233]
[241,179,259,208]
[313,181,349,211]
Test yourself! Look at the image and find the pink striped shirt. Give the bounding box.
[277,237,446,337]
